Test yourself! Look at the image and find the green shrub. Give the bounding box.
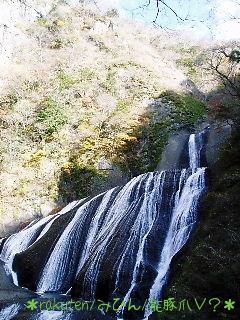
[36,97,67,136]
[57,71,77,90]
[56,68,95,91]
[58,159,107,201]
[178,45,200,55]
[176,57,197,76]
[115,99,130,113]
[112,115,170,175]
[102,69,117,94]
[79,68,95,82]
[134,121,170,173]
[159,90,206,127]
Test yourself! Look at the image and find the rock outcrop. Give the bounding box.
[157,121,232,171]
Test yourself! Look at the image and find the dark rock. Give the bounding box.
[205,122,232,166]
[97,158,114,170]
[12,209,77,291]
[0,259,37,302]
[157,130,190,171]
[157,122,232,171]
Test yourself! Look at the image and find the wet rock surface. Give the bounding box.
[157,122,232,171]
[0,259,37,302]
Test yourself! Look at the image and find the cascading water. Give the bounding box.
[0,200,83,286]
[0,131,207,319]
[144,167,205,318]
[188,132,204,169]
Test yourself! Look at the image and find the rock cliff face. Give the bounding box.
[157,130,190,171]
[204,122,232,166]
[0,259,37,301]
[157,121,232,171]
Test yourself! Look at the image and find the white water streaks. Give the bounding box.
[37,188,118,293]
[116,172,166,317]
[145,167,206,318]
[32,310,65,320]
[0,200,81,285]
[0,304,21,320]
[188,132,204,169]
[37,174,148,293]
[77,173,161,298]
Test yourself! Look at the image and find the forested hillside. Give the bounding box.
[0,1,213,235]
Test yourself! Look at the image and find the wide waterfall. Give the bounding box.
[0,132,207,319]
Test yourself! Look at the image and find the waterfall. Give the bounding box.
[144,167,205,318]
[37,173,163,294]
[142,132,206,318]
[0,132,207,320]
[189,132,203,169]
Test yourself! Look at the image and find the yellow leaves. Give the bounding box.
[115,133,128,140]
[62,161,74,173]
[128,119,141,128]
[32,150,47,158]
[116,133,137,142]
[17,182,28,196]
[56,20,65,27]
[82,139,95,151]
[126,136,138,142]
[114,133,138,148]
[25,150,47,167]
[62,161,73,169]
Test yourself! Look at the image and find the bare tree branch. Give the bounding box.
[18,0,43,17]
[208,47,240,99]
[140,0,205,24]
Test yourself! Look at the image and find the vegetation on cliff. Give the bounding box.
[0,1,210,234]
